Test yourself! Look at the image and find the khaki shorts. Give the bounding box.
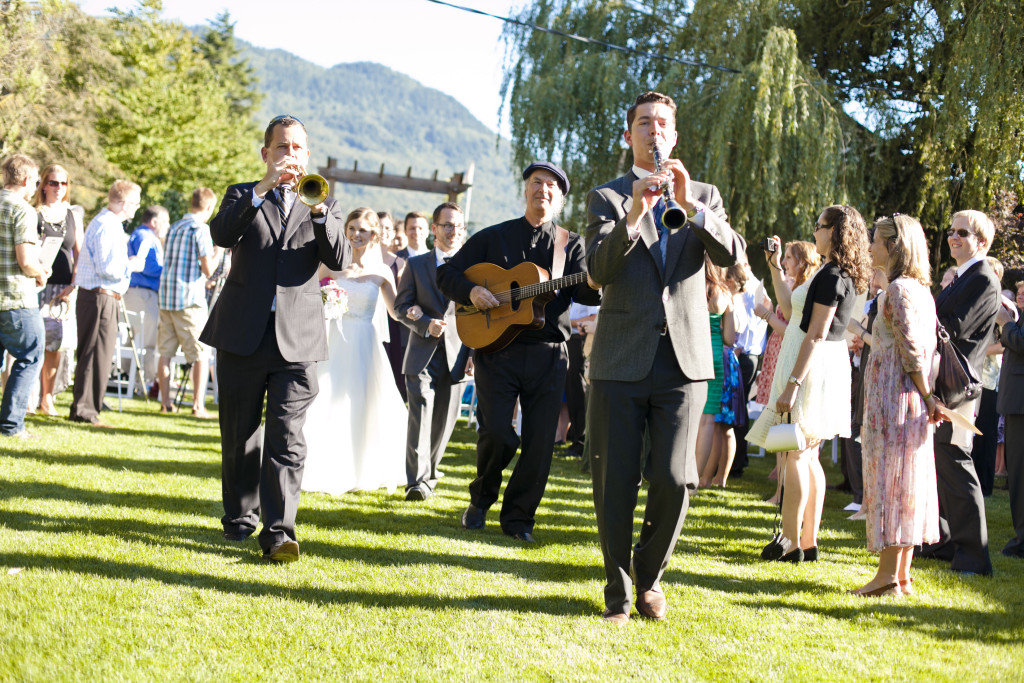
[158,306,209,362]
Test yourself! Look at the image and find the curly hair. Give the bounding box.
[820,205,872,294]
[783,240,821,287]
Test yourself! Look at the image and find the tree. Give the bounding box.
[96,0,262,211]
[500,0,1024,273]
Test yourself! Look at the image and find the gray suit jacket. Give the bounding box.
[997,316,1024,415]
[395,251,467,378]
[585,172,745,382]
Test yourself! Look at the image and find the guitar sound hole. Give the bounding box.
[509,280,519,311]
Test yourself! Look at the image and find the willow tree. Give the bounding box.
[500,0,1024,261]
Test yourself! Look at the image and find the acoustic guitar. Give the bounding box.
[454,262,588,352]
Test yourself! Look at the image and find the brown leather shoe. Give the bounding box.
[635,586,667,620]
[602,609,630,625]
[267,540,300,563]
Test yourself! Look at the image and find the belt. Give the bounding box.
[86,287,122,301]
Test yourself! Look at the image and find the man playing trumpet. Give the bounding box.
[585,91,745,623]
[200,115,350,563]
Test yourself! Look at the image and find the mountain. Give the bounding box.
[242,45,520,230]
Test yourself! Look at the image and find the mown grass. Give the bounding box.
[1,396,1023,681]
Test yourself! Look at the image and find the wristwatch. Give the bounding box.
[685,201,705,221]
[788,375,802,387]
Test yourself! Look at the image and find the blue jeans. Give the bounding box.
[0,307,45,435]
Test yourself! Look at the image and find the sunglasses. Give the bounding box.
[811,222,829,236]
[946,228,975,238]
[269,114,304,127]
[47,180,69,188]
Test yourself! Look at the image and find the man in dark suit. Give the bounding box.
[438,162,601,542]
[996,293,1024,558]
[920,209,1000,575]
[199,115,348,563]
[395,202,469,501]
[585,92,745,623]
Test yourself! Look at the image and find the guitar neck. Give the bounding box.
[513,271,588,301]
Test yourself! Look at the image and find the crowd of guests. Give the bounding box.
[3,99,1023,620]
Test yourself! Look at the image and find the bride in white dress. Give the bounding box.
[302,208,408,495]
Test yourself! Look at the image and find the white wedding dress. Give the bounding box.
[301,277,407,495]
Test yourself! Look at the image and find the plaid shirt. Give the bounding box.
[159,213,213,310]
[0,189,40,311]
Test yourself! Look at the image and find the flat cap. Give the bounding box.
[522,161,570,195]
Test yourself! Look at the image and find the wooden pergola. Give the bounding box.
[317,157,476,223]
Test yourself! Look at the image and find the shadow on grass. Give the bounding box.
[0,549,597,617]
[2,449,219,479]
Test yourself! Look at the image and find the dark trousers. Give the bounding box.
[1002,414,1024,557]
[841,430,864,504]
[470,341,566,535]
[731,352,758,475]
[70,288,119,423]
[217,315,318,554]
[404,349,462,492]
[564,334,587,451]
[971,388,999,496]
[590,334,705,614]
[922,421,993,574]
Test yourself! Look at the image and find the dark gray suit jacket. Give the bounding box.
[200,182,349,362]
[395,250,466,378]
[585,172,745,382]
[998,316,1024,416]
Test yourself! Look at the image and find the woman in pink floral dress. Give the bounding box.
[851,214,943,597]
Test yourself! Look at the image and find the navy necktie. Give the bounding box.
[652,197,669,266]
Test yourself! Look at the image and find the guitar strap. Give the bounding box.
[552,226,569,282]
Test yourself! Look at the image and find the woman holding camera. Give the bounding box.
[850,214,941,596]
[748,206,872,562]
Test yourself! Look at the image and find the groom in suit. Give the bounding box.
[395,202,470,501]
[200,115,349,563]
[585,92,745,622]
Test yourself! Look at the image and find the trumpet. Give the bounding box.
[294,172,329,206]
[651,145,687,230]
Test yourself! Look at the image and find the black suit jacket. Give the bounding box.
[935,259,1000,377]
[200,182,349,362]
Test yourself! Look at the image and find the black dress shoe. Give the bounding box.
[405,485,432,501]
[461,504,485,530]
[508,531,536,543]
[778,547,804,563]
[802,546,819,562]
[266,540,300,563]
[223,528,255,542]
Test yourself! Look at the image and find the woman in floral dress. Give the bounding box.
[851,214,943,597]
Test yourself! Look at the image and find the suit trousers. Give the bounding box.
[731,352,758,475]
[1002,414,1024,557]
[70,288,119,423]
[590,334,706,614]
[971,388,999,496]
[405,347,462,492]
[922,421,993,574]
[564,334,587,451]
[217,314,318,554]
[470,341,566,535]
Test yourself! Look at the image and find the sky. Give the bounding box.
[78,0,523,136]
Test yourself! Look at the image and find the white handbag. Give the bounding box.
[764,412,807,452]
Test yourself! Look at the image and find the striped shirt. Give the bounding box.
[0,189,41,310]
[159,213,213,310]
[75,208,132,294]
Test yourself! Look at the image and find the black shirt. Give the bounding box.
[37,209,76,286]
[437,216,600,344]
[800,261,857,341]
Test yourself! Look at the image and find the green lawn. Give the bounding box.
[1,397,1022,681]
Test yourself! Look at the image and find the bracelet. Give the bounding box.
[788,375,802,387]
[921,391,932,401]
[760,311,771,321]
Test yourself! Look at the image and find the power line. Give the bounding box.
[423,0,741,74]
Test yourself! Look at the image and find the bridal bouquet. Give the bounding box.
[320,278,348,321]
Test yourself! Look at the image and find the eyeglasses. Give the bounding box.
[269,114,304,127]
[811,222,829,236]
[47,180,69,188]
[947,227,975,239]
[434,222,464,231]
